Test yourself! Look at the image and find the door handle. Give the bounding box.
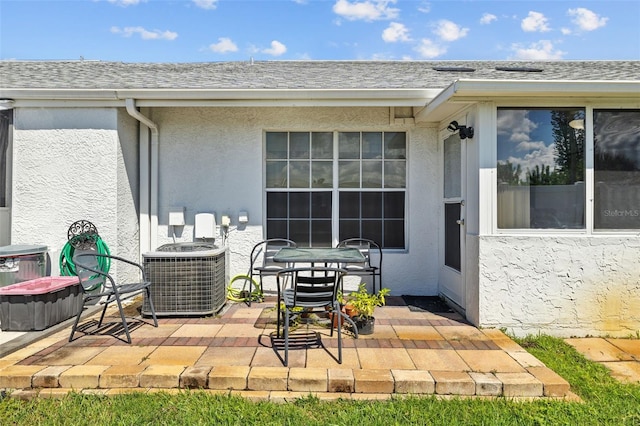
[456,219,465,226]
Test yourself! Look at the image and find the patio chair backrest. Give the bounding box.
[288,268,345,309]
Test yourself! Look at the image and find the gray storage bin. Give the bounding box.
[0,276,82,331]
[0,244,48,288]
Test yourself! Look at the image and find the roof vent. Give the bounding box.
[495,66,543,73]
[432,67,476,72]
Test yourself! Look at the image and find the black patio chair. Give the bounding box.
[336,238,383,293]
[248,238,297,304]
[276,266,347,366]
[70,251,158,343]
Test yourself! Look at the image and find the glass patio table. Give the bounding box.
[272,247,365,339]
[272,247,365,265]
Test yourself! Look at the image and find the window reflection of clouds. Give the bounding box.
[339,160,360,187]
[339,132,360,159]
[312,161,332,188]
[384,132,407,159]
[385,162,406,188]
[289,161,310,188]
[266,161,287,188]
[595,111,640,168]
[312,132,333,159]
[362,161,382,188]
[290,132,310,159]
[497,109,563,180]
[363,132,382,159]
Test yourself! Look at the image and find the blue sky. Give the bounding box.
[1,0,638,62]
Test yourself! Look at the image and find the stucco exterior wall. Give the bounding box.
[11,108,138,280]
[146,106,440,295]
[478,235,640,337]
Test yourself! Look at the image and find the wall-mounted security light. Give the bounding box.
[0,99,15,111]
[447,120,474,139]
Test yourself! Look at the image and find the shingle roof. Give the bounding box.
[1,60,638,90]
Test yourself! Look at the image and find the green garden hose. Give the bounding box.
[226,274,262,303]
[59,234,111,290]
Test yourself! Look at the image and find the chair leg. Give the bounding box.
[276,299,282,339]
[69,298,87,342]
[113,295,132,344]
[145,287,158,327]
[284,306,289,367]
[97,301,109,327]
[335,301,342,364]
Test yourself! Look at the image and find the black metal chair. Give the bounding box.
[70,251,158,343]
[336,238,383,293]
[276,266,348,366]
[248,238,296,304]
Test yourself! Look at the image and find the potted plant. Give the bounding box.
[344,283,390,335]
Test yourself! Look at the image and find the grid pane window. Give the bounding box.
[338,192,405,248]
[266,131,406,249]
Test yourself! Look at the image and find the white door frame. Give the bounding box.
[439,131,466,311]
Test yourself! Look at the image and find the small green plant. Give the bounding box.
[345,283,390,319]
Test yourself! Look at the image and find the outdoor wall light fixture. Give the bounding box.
[447,121,474,139]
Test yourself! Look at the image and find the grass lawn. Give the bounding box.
[1,335,639,425]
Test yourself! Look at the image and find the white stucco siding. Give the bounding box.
[478,235,640,337]
[148,107,440,296]
[115,109,140,263]
[11,108,128,276]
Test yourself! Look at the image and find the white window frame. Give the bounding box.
[492,100,640,236]
[264,130,408,249]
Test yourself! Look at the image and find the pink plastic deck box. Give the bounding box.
[0,276,82,331]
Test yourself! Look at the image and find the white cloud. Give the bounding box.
[521,11,550,32]
[517,140,547,152]
[111,26,178,41]
[332,0,399,22]
[414,38,446,58]
[417,1,430,14]
[505,142,557,180]
[568,8,608,31]
[107,0,144,6]
[262,40,287,56]
[480,13,497,25]
[561,27,572,35]
[511,40,565,60]
[193,0,218,10]
[433,19,469,42]
[382,22,411,42]
[498,109,538,143]
[497,110,556,179]
[209,37,238,53]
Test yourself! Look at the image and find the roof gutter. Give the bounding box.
[415,79,640,123]
[125,98,158,256]
[0,88,438,108]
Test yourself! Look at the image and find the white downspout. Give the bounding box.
[125,98,159,256]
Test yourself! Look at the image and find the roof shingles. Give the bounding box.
[1,60,638,91]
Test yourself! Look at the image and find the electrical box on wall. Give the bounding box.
[194,213,216,239]
[169,207,185,226]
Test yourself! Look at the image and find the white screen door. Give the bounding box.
[440,133,465,309]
